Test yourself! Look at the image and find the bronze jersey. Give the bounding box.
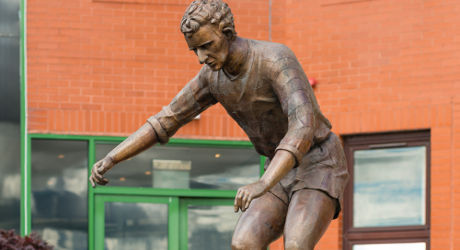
[147,39,348,212]
[148,39,331,164]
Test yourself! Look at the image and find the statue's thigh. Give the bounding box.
[284,189,336,250]
[232,192,287,249]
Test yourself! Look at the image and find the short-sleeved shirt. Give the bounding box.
[147,39,348,209]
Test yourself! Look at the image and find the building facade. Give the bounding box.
[1,0,460,249]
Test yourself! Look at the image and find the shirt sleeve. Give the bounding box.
[147,66,217,144]
[270,47,317,165]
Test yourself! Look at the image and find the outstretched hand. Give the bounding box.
[89,156,114,187]
[234,181,268,213]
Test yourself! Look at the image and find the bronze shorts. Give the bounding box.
[266,132,349,219]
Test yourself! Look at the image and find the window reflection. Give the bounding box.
[0,123,20,232]
[0,0,21,233]
[188,205,240,250]
[105,202,168,250]
[353,146,426,227]
[96,144,260,190]
[0,125,21,232]
[31,140,88,250]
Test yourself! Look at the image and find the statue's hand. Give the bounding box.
[234,180,268,213]
[89,156,114,187]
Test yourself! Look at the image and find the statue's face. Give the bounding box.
[185,24,230,71]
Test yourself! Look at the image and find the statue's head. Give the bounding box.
[181,0,237,71]
[181,0,236,40]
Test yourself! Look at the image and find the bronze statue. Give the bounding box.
[90,0,349,249]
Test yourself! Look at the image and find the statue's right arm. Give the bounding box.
[90,66,216,187]
[89,122,158,187]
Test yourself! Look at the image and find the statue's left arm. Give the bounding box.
[234,47,315,212]
[90,67,216,187]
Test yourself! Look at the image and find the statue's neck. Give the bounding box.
[223,37,249,79]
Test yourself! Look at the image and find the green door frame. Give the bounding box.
[94,195,238,250]
[94,194,179,250]
[93,189,237,250]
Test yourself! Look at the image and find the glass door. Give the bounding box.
[91,138,261,250]
[94,195,179,250]
[94,195,240,250]
[179,198,240,250]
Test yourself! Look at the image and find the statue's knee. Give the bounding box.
[231,239,245,250]
[231,237,252,250]
[284,239,314,250]
[231,235,263,250]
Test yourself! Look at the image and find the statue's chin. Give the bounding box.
[207,64,222,71]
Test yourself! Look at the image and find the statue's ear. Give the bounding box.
[222,27,235,41]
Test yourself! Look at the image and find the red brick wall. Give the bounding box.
[27,0,268,139]
[271,0,460,249]
[27,0,460,249]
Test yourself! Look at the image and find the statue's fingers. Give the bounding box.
[93,162,104,180]
[233,190,239,212]
[244,195,253,211]
[101,178,109,185]
[233,198,240,212]
[89,176,96,187]
[241,192,249,211]
[234,190,243,212]
[95,176,107,185]
[93,168,107,183]
[93,170,104,182]
[243,193,253,212]
[91,174,102,186]
[236,193,244,210]
[97,163,107,174]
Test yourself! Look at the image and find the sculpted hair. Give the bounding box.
[180,0,236,39]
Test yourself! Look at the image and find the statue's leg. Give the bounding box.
[283,189,336,250]
[231,192,288,250]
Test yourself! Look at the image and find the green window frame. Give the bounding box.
[24,133,265,250]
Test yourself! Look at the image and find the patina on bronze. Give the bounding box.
[90,0,349,249]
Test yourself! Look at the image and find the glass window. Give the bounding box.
[353,147,426,227]
[0,122,20,232]
[0,0,20,233]
[95,143,260,190]
[187,205,240,250]
[343,131,430,250]
[31,139,88,250]
[105,202,168,250]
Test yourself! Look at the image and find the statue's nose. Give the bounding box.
[197,49,207,64]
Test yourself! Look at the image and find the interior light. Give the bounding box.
[47,178,57,186]
[57,154,65,159]
[145,171,152,175]
[119,177,126,181]
[215,153,221,158]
